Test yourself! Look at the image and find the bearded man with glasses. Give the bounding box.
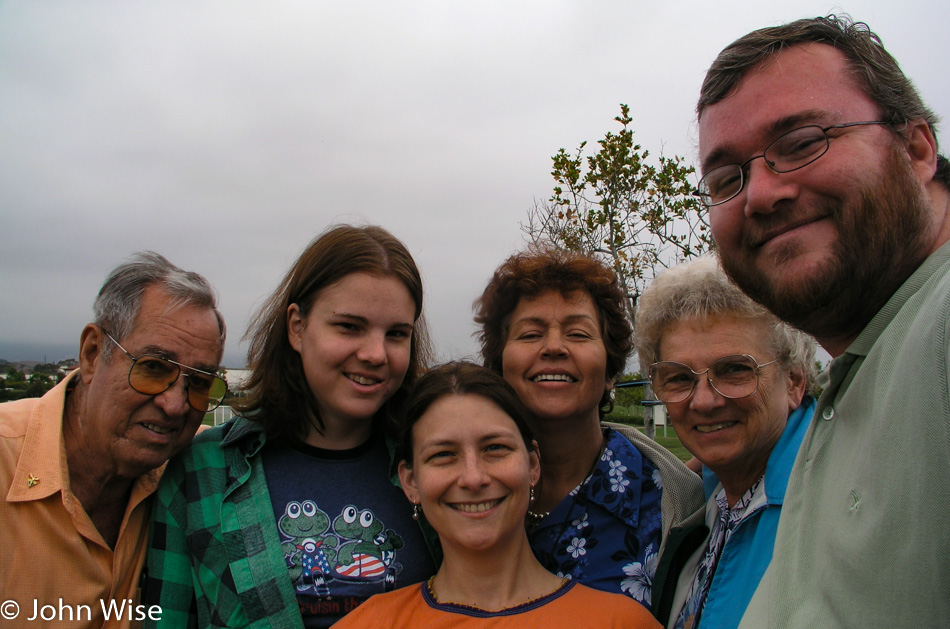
[697,14,950,629]
[0,252,225,628]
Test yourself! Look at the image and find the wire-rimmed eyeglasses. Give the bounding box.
[694,121,892,207]
[649,354,776,404]
[102,329,228,412]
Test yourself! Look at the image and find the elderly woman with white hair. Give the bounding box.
[638,256,817,629]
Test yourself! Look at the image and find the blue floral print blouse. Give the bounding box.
[528,427,663,611]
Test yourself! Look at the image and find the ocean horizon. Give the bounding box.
[0,340,246,369]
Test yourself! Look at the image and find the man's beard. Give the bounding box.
[720,146,934,345]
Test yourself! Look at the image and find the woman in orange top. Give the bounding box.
[335,362,660,628]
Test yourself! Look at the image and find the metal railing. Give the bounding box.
[212,405,235,426]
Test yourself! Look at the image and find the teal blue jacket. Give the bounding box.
[653,398,815,628]
[692,397,815,629]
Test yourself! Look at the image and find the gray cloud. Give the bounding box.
[2,0,947,367]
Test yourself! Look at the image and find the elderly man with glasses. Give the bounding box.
[696,14,950,628]
[635,256,816,629]
[0,252,226,627]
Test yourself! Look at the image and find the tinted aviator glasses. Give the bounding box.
[102,330,228,412]
[649,354,776,404]
[695,121,891,207]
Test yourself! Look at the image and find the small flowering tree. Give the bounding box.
[522,104,712,324]
[523,105,713,438]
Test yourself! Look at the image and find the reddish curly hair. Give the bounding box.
[473,247,633,416]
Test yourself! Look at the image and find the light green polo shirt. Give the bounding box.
[739,240,950,628]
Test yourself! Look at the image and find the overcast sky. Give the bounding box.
[2,0,947,369]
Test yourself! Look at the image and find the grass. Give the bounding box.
[607,409,692,463]
[645,429,692,462]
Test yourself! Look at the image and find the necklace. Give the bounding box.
[526,508,550,523]
[529,429,608,565]
[527,430,607,529]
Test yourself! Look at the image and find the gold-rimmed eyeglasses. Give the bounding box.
[649,354,776,404]
[102,329,228,412]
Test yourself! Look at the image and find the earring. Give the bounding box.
[530,485,535,503]
[412,503,421,521]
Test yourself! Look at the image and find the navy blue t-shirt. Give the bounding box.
[262,434,435,628]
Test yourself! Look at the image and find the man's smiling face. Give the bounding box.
[700,43,935,348]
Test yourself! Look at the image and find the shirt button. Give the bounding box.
[822,407,835,421]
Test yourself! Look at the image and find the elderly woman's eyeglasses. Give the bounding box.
[102,330,228,412]
[694,120,891,207]
[649,354,776,404]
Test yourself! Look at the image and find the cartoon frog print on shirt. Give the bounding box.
[332,505,404,586]
[278,500,338,595]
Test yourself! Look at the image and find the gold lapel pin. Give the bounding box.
[27,474,40,488]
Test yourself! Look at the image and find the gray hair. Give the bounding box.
[635,256,816,388]
[94,251,225,358]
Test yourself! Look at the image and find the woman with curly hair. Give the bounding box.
[474,247,704,614]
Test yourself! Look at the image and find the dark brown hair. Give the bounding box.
[698,14,948,188]
[474,247,632,417]
[399,361,535,466]
[235,224,430,443]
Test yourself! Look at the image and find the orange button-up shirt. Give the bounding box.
[1,372,162,628]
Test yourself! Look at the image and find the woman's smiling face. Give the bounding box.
[501,290,610,426]
[398,393,540,556]
[287,272,416,439]
[659,315,805,489]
